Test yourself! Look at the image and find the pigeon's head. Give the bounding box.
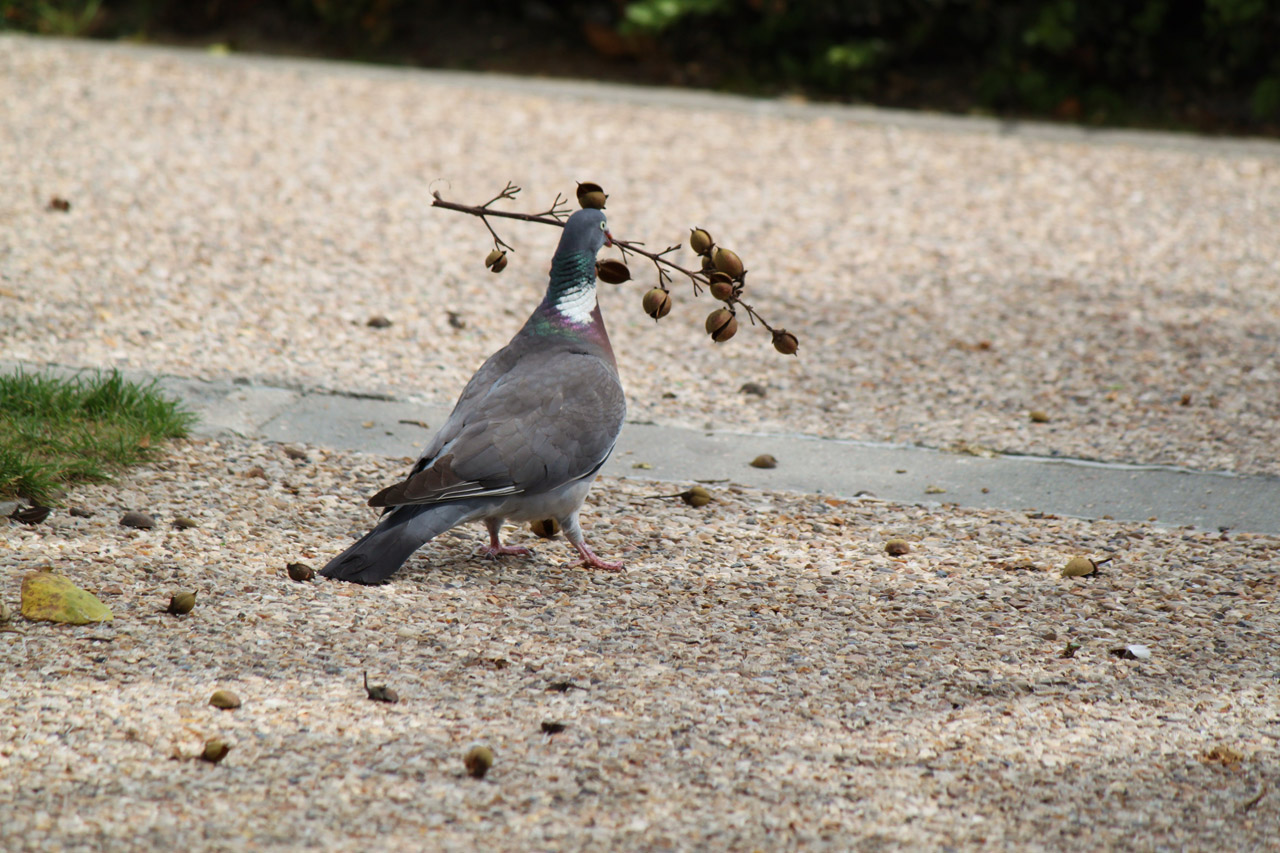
[561,208,613,256]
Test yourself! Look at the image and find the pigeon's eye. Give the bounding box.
[599,221,607,231]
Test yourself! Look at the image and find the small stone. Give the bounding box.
[739,382,767,397]
[366,315,392,328]
[120,511,155,529]
[47,196,71,212]
[1029,410,1051,423]
[464,745,494,779]
[885,539,911,556]
[540,721,567,734]
[172,517,199,530]
[68,505,93,517]
[209,689,241,710]
[282,445,309,461]
[750,454,777,469]
[244,466,267,480]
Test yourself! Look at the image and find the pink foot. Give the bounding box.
[574,542,623,572]
[479,543,532,559]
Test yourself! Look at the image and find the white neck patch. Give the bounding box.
[555,284,597,326]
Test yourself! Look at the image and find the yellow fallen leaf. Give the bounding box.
[21,571,113,624]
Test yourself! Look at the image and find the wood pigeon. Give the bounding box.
[321,208,626,583]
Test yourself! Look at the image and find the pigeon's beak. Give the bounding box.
[604,229,614,247]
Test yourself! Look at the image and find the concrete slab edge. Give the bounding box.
[4,360,1277,535]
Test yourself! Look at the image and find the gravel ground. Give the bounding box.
[3,36,1280,851]
[2,436,1278,851]
[3,36,1279,476]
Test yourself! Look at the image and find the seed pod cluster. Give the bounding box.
[686,229,751,343]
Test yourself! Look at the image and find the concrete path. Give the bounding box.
[19,361,1264,536]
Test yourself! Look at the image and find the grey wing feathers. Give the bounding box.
[370,348,624,509]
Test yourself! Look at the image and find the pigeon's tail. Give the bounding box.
[320,503,474,584]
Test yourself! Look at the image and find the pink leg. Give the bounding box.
[479,518,532,559]
[573,540,623,572]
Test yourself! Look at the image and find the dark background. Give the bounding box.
[4,0,1279,135]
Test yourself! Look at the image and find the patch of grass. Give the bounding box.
[0,370,196,506]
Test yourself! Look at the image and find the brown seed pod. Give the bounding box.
[689,228,714,255]
[705,308,738,343]
[201,739,230,764]
[465,745,494,779]
[530,518,560,539]
[680,486,711,507]
[167,592,196,615]
[209,689,241,710]
[576,181,607,209]
[771,329,799,356]
[484,249,508,273]
[885,539,911,556]
[286,562,315,582]
[1062,556,1097,577]
[709,279,735,302]
[712,248,744,279]
[595,259,631,284]
[642,288,672,320]
[700,255,716,273]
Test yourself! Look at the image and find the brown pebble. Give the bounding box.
[1029,410,1051,423]
[885,539,911,556]
[366,315,392,328]
[750,454,778,469]
[69,506,94,518]
[244,466,267,480]
[172,516,199,530]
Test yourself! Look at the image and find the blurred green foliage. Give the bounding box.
[2,0,1277,128]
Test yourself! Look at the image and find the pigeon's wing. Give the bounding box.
[369,349,624,508]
